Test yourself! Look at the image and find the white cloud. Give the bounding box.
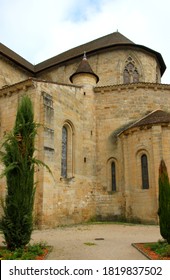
[0,0,170,82]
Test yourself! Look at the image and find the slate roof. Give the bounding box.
[0,31,166,75]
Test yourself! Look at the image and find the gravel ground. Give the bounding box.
[27,223,162,260]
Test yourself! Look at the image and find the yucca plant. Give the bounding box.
[158,159,170,244]
[0,95,49,250]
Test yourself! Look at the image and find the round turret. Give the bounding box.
[70,53,99,86]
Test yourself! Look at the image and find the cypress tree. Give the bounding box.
[158,159,170,244]
[0,95,37,250]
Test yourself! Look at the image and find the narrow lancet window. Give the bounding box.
[141,154,149,189]
[61,126,67,177]
[111,162,116,191]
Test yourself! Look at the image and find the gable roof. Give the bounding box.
[0,32,166,75]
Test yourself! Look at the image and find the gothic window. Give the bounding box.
[111,161,116,191]
[61,121,74,179]
[123,57,139,84]
[141,154,149,189]
[123,69,130,84]
[133,69,139,83]
[61,126,67,178]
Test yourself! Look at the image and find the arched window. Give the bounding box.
[111,161,116,191]
[123,69,130,84]
[61,121,74,178]
[61,126,67,178]
[133,69,139,83]
[123,57,139,84]
[141,154,149,189]
[107,158,119,192]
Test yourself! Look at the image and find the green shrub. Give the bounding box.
[158,160,170,244]
[0,96,50,250]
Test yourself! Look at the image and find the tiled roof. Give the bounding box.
[118,110,170,136]
[130,110,170,128]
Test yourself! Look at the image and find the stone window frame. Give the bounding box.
[111,161,116,191]
[123,56,139,84]
[61,120,75,179]
[107,157,119,193]
[141,154,149,189]
[136,149,150,190]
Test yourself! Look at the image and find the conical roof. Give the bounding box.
[70,53,99,83]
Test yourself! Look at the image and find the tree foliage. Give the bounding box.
[158,159,170,244]
[0,96,38,249]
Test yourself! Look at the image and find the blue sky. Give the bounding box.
[0,0,170,83]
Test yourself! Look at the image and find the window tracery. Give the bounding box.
[123,56,139,84]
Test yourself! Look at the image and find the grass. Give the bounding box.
[133,240,170,260]
[145,240,170,258]
[84,242,96,246]
[0,242,50,260]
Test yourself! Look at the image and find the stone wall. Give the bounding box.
[0,56,31,88]
[37,48,160,86]
[0,43,169,227]
[27,80,98,227]
[0,80,98,227]
[93,84,170,223]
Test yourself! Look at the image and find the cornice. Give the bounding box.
[0,78,81,98]
[94,82,170,93]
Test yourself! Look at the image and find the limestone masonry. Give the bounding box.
[0,32,170,228]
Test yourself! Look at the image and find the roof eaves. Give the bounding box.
[0,43,35,73]
[117,110,170,136]
[34,43,166,76]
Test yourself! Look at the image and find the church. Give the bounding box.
[1,31,170,228]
